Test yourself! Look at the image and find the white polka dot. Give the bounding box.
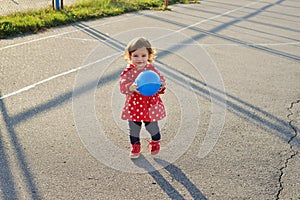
[140,105,143,107]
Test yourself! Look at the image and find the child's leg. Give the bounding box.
[145,121,161,155]
[128,121,142,144]
[144,121,161,141]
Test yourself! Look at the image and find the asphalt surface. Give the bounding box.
[0,0,300,199]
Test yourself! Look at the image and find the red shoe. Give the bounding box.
[148,140,160,155]
[130,143,141,159]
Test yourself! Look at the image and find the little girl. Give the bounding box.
[120,37,166,158]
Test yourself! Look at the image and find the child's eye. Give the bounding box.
[142,55,146,57]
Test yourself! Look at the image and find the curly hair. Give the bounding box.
[124,37,156,63]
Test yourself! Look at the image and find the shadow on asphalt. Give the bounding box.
[1,0,299,198]
[143,0,300,62]
[6,12,299,146]
[0,93,41,200]
[0,125,18,200]
[132,154,207,200]
[8,19,298,148]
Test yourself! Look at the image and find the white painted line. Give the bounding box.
[0,1,265,99]
[153,0,264,42]
[0,52,121,100]
[159,42,300,47]
[0,12,156,51]
[56,36,99,42]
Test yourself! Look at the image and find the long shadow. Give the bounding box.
[132,155,207,200]
[154,158,208,200]
[10,70,122,126]
[9,17,299,150]
[173,7,300,43]
[205,0,300,32]
[156,59,292,129]
[0,94,41,200]
[0,128,18,200]
[202,0,300,18]
[10,49,298,148]
[1,3,298,199]
[74,23,126,52]
[155,59,299,147]
[2,5,298,192]
[143,0,300,62]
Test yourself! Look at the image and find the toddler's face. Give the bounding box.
[130,47,149,69]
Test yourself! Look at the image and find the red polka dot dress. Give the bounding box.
[120,64,166,122]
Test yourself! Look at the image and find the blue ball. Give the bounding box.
[136,70,161,96]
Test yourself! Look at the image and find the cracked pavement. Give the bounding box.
[1,0,300,199]
[278,100,300,199]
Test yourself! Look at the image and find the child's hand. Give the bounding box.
[160,81,166,90]
[159,81,166,93]
[129,83,139,93]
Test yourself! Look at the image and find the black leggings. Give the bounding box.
[129,121,161,144]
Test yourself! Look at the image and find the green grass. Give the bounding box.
[0,0,192,39]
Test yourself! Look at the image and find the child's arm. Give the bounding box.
[120,76,133,94]
[120,67,139,94]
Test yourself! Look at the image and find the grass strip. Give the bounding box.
[0,0,192,39]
